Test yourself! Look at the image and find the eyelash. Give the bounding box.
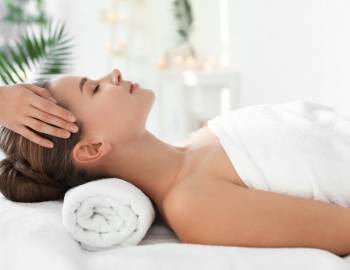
[93,84,100,94]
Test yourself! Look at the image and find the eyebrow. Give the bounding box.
[79,77,88,95]
[42,81,51,90]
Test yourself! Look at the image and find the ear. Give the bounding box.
[72,140,112,166]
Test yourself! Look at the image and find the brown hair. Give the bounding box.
[0,81,112,203]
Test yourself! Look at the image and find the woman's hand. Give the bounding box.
[0,84,79,148]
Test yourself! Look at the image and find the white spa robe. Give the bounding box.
[207,100,350,208]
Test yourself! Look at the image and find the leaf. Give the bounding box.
[3,0,48,25]
[173,0,194,45]
[0,21,74,84]
[0,52,17,84]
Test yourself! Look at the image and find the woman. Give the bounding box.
[1,69,350,256]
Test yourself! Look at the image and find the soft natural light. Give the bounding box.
[2,1,350,266]
[219,0,230,68]
[220,87,231,113]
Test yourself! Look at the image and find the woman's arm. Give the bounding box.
[165,179,350,256]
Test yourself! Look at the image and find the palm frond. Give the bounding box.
[0,20,74,84]
[173,0,194,45]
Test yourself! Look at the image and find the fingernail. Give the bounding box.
[49,97,58,103]
[69,115,76,122]
[71,125,78,132]
[46,142,54,148]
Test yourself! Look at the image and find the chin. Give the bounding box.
[150,91,156,105]
[144,88,155,100]
[142,87,154,93]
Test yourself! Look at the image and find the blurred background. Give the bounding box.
[1,0,350,146]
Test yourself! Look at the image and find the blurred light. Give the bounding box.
[175,55,183,64]
[185,56,196,69]
[100,10,119,23]
[105,40,127,55]
[118,13,128,22]
[157,56,167,69]
[182,70,198,87]
[203,56,216,71]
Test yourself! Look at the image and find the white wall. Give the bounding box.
[5,0,350,115]
[46,0,350,117]
[45,0,239,79]
[320,1,350,115]
[3,0,350,157]
[46,0,112,78]
[44,0,240,137]
[238,0,350,116]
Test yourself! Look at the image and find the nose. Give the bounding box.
[112,69,122,84]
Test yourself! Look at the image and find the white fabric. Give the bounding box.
[0,191,350,270]
[3,100,350,268]
[207,100,350,207]
[62,178,156,251]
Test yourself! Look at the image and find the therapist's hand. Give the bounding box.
[0,84,79,148]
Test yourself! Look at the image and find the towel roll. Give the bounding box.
[62,178,156,251]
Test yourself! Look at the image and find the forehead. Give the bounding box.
[45,76,83,111]
[48,75,83,102]
[50,75,81,89]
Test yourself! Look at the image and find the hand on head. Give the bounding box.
[0,83,79,148]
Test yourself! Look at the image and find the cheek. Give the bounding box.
[87,102,126,129]
[98,92,131,112]
[84,94,138,133]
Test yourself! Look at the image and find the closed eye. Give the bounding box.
[93,84,100,94]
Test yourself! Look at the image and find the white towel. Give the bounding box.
[1,191,350,270]
[207,100,350,208]
[62,178,156,251]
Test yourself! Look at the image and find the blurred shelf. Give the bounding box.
[154,68,240,144]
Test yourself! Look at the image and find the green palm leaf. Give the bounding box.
[0,20,74,84]
[173,0,193,45]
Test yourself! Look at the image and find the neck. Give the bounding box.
[102,131,190,210]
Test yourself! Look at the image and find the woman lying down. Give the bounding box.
[0,69,350,256]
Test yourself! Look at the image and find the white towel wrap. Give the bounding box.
[62,178,156,251]
[207,100,350,208]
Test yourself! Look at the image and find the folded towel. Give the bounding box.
[62,178,156,251]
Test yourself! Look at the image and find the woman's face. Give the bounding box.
[48,69,155,144]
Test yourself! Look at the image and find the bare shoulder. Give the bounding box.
[162,177,242,243]
[162,176,350,256]
[161,179,195,241]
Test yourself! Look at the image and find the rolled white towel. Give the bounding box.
[62,178,156,251]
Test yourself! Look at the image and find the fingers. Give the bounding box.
[28,92,77,122]
[14,125,54,148]
[28,106,79,134]
[21,83,58,103]
[23,115,74,140]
